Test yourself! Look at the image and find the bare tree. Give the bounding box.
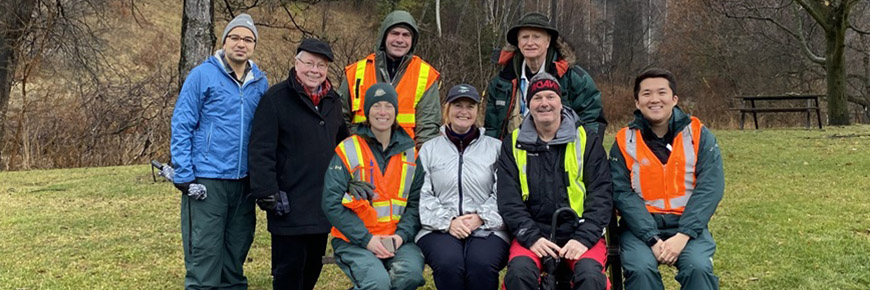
[715,0,867,125]
[0,0,37,170]
[178,0,216,89]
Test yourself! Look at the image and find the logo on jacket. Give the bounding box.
[640,158,651,166]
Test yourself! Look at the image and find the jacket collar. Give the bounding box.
[208,50,264,84]
[628,106,692,137]
[356,125,415,156]
[516,107,579,146]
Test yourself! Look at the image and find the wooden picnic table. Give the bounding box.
[735,95,823,129]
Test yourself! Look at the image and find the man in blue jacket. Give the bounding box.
[170,13,268,290]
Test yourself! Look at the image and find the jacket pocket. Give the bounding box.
[204,123,214,159]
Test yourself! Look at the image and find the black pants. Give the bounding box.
[417,232,509,290]
[271,233,328,290]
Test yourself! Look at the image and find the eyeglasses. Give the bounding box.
[296,58,328,71]
[226,35,256,45]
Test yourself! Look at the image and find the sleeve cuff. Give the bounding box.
[677,227,700,239]
[356,233,373,248]
[640,230,662,243]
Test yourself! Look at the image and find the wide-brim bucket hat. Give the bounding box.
[507,12,559,46]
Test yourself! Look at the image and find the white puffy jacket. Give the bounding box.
[415,126,509,243]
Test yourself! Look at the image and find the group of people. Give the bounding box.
[170,9,724,290]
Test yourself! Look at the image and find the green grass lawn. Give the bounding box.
[2,125,869,289]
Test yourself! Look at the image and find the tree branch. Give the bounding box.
[723,7,825,65]
[850,22,870,35]
[282,3,314,37]
[793,0,830,31]
[223,0,235,18]
[848,95,870,106]
[795,4,826,65]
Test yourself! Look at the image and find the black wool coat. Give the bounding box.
[248,68,349,235]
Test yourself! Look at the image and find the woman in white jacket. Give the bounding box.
[415,84,509,290]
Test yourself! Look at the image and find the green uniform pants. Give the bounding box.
[181,178,256,290]
[620,228,719,290]
[332,238,426,290]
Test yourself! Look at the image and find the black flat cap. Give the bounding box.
[297,38,334,62]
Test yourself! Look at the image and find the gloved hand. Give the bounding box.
[174,182,208,200]
[256,195,277,212]
[347,180,376,202]
[271,191,291,216]
[174,182,192,194]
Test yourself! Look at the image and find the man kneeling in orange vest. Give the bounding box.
[323,83,426,290]
[610,68,724,290]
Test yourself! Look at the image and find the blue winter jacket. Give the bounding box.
[171,51,268,183]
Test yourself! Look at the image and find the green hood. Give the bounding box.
[376,10,419,57]
[629,105,692,133]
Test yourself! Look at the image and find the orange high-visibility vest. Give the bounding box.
[615,117,703,215]
[330,134,417,243]
[344,54,440,140]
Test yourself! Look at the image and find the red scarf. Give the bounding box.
[296,75,332,106]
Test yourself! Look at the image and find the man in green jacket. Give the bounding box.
[610,68,723,290]
[337,10,441,146]
[484,12,605,140]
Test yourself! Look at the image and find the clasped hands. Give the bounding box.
[651,233,690,266]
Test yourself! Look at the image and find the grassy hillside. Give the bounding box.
[1,126,869,289]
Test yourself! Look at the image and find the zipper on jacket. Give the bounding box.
[237,88,245,179]
[236,74,263,179]
[457,140,465,215]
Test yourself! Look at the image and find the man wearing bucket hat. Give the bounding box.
[337,10,442,147]
[249,38,349,290]
[171,13,268,289]
[484,12,606,140]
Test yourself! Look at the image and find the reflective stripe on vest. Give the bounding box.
[618,117,702,214]
[351,59,368,116]
[345,54,440,139]
[335,135,415,221]
[511,127,588,217]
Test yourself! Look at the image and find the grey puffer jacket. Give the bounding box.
[415,126,509,243]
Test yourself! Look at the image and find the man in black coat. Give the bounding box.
[497,72,612,290]
[248,38,349,290]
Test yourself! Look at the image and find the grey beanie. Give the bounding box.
[222,14,259,44]
[364,83,399,119]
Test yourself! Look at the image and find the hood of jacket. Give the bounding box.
[628,105,692,135]
[516,106,580,146]
[375,10,420,60]
[207,50,266,82]
[497,37,577,79]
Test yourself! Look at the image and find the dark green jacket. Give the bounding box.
[337,11,441,145]
[483,47,605,140]
[321,125,424,248]
[609,107,724,242]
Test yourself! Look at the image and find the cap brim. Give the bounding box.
[446,95,481,104]
[507,26,559,46]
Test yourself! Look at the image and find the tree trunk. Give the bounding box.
[825,6,850,125]
[0,0,37,171]
[178,0,215,90]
